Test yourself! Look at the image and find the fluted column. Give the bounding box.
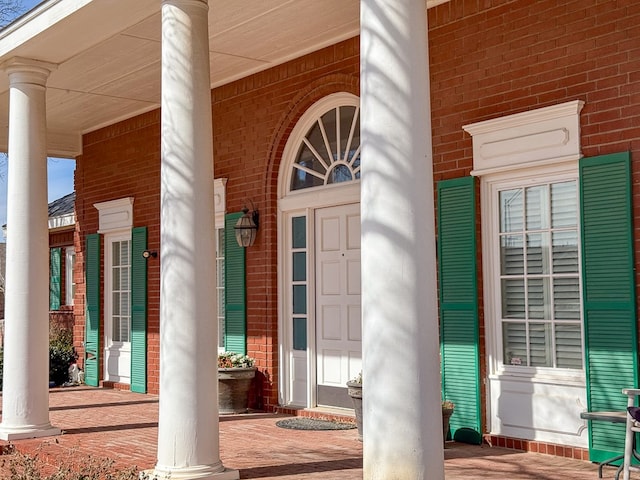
[150,1,238,479]
[360,1,444,479]
[0,57,60,441]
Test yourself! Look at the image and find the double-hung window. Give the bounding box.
[498,180,582,370]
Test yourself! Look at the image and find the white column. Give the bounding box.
[360,1,444,479]
[0,58,60,441]
[150,1,238,479]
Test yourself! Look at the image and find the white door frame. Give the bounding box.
[277,92,361,408]
[103,229,132,384]
[278,184,360,407]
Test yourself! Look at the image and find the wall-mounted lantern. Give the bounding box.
[234,206,259,247]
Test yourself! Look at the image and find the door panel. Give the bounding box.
[315,203,361,408]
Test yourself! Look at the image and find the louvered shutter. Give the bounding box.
[581,152,638,463]
[130,227,147,393]
[437,176,481,441]
[224,213,247,354]
[49,248,61,310]
[84,234,100,387]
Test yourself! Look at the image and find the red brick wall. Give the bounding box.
[74,38,359,402]
[428,0,640,432]
[73,0,638,415]
[75,110,162,392]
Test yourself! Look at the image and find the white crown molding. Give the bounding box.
[463,100,584,176]
[94,197,134,233]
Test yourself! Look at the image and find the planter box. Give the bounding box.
[218,367,256,414]
[347,381,363,441]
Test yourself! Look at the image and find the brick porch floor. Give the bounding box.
[0,387,604,479]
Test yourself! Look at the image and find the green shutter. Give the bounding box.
[85,234,100,387]
[225,213,247,354]
[437,176,481,442]
[49,248,61,310]
[130,227,148,393]
[581,152,638,463]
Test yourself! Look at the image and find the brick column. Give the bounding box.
[149,1,238,479]
[0,57,61,440]
[360,1,444,478]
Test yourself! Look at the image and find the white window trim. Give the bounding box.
[65,246,75,306]
[103,230,132,383]
[277,92,360,200]
[467,101,588,446]
[480,162,586,385]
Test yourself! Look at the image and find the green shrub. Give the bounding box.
[49,327,76,387]
[0,326,77,390]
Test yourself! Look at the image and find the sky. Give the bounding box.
[0,0,75,240]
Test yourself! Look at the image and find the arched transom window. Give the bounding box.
[289,104,360,191]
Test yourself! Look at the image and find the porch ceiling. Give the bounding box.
[0,0,447,158]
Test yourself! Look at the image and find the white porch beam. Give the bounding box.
[360,0,444,479]
[150,1,238,479]
[0,57,60,441]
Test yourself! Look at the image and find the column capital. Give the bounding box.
[1,56,57,85]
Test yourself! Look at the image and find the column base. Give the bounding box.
[0,424,61,441]
[140,465,239,480]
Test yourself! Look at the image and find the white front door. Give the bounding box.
[315,203,362,408]
[104,233,132,384]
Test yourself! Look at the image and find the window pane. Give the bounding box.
[113,318,121,342]
[526,233,549,275]
[217,258,225,285]
[556,324,583,369]
[501,278,525,318]
[121,241,130,265]
[293,252,306,281]
[112,243,120,266]
[293,317,307,351]
[525,185,548,230]
[551,182,577,228]
[113,292,120,315]
[552,231,578,273]
[293,285,306,314]
[498,179,581,370]
[553,277,580,320]
[527,277,550,320]
[292,216,306,249]
[503,322,527,366]
[291,165,324,191]
[529,323,551,367]
[113,270,120,290]
[121,294,129,318]
[296,142,326,176]
[320,110,337,161]
[339,106,353,157]
[121,316,130,342]
[327,164,353,184]
[349,115,360,163]
[121,267,130,290]
[307,121,329,162]
[501,235,524,275]
[500,189,523,232]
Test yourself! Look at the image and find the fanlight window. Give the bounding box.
[290,105,361,191]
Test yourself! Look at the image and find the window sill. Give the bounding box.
[489,368,586,387]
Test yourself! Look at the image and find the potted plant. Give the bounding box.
[346,372,363,441]
[347,372,455,445]
[218,352,256,414]
[442,400,455,445]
